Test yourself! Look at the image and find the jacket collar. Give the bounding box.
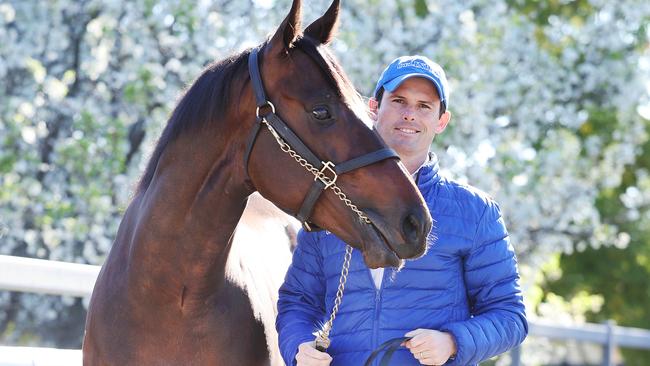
[414,152,441,190]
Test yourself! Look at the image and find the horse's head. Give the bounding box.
[244,0,432,268]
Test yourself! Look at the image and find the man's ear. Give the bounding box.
[304,0,340,45]
[368,97,379,122]
[434,110,452,134]
[268,0,302,55]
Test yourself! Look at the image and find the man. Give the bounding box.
[276,55,528,365]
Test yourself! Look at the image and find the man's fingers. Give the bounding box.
[408,343,430,354]
[296,353,331,366]
[404,328,428,348]
[298,342,332,361]
[404,328,425,338]
[304,348,332,361]
[404,334,426,348]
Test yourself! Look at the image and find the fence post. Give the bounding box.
[603,319,616,366]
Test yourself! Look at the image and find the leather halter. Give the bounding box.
[244,39,399,231]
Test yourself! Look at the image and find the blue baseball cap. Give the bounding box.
[373,55,449,110]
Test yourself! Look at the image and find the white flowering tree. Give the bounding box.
[1,0,648,361]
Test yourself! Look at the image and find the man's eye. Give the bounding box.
[312,106,332,120]
[420,104,431,109]
[393,99,404,104]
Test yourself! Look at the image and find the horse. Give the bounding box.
[82,0,432,364]
[226,193,298,366]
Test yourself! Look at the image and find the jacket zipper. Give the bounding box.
[369,269,387,366]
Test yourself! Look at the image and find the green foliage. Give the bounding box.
[548,241,650,362]
[507,0,595,26]
[414,0,428,18]
[546,126,650,363]
[578,108,618,142]
[507,0,650,362]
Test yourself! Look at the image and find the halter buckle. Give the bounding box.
[316,161,337,189]
[255,101,276,118]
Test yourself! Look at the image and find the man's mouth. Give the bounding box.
[395,127,420,134]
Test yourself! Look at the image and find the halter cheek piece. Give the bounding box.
[243,40,399,231]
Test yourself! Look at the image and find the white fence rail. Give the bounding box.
[0,255,99,297]
[0,255,96,366]
[529,320,650,349]
[1,255,649,366]
[0,346,81,366]
[510,320,650,366]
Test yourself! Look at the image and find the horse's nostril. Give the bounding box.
[402,211,422,244]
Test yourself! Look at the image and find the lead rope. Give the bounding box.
[314,244,353,351]
[257,109,362,352]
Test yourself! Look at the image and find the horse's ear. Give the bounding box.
[269,0,302,54]
[304,0,340,45]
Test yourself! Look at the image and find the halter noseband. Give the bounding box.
[244,40,399,231]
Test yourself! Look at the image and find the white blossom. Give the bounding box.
[0,0,648,361]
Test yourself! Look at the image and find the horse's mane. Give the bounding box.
[137,37,365,194]
[136,46,255,193]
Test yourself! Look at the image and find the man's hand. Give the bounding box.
[403,329,457,365]
[295,341,332,366]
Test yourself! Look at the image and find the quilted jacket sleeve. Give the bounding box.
[276,230,327,366]
[440,200,528,365]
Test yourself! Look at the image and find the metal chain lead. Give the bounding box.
[315,244,353,350]
[260,118,361,350]
[261,118,371,224]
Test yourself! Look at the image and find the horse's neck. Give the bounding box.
[128,130,250,303]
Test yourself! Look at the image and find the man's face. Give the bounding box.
[371,77,450,161]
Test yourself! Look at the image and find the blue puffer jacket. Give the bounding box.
[276,154,528,365]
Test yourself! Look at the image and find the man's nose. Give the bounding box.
[401,107,416,121]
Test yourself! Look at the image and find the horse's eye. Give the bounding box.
[312,106,332,121]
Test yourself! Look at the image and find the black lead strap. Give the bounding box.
[364,336,412,366]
